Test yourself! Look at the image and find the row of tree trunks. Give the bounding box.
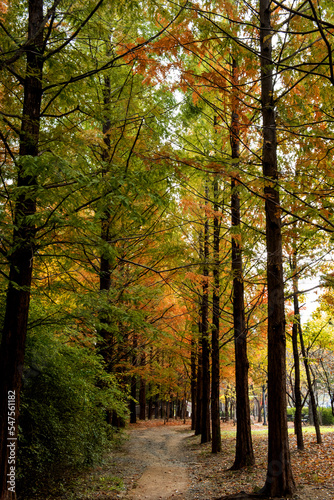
[129,395,188,422]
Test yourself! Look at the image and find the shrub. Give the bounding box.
[17,327,127,497]
[319,407,334,426]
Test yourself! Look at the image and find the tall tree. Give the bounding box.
[190,329,198,430]
[259,0,295,495]
[230,58,254,470]
[211,170,222,453]
[0,1,44,497]
[201,184,211,443]
[290,249,304,450]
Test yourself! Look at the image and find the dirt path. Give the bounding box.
[73,421,334,500]
[120,424,190,500]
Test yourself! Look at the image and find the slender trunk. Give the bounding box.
[319,357,334,417]
[230,58,254,470]
[130,334,138,424]
[195,236,203,436]
[255,396,262,423]
[211,173,221,453]
[183,393,187,423]
[299,322,322,443]
[225,394,229,422]
[139,378,146,420]
[0,2,44,498]
[139,353,146,420]
[291,252,304,450]
[195,342,203,435]
[191,337,197,431]
[260,0,295,495]
[155,395,159,419]
[130,376,137,424]
[201,184,211,443]
[98,72,120,427]
[99,74,112,299]
[99,72,112,295]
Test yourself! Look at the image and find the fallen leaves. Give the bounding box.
[185,423,334,499]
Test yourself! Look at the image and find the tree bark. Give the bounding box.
[290,251,304,450]
[230,58,254,470]
[211,173,222,453]
[130,334,138,424]
[98,71,124,427]
[259,0,295,495]
[139,352,146,420]
[0,1,44,498]
[139,378,146,420]
[201,184,211,443]
[225,394,229,422]
[191,336,197,431]
[195,237,203,436]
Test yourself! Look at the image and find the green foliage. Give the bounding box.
[17,323,127,496]
[320,408,334,426]
[287,407,308,416]
[287,407,334,426]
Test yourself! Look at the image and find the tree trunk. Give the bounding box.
[139,352,146,420]
[225,394,229,422]
[259,0,295,495]
[211,172,222,453]
[191,336,197,431]
[98,72,116,427]
[0,1,44,498]
[130,334,138,424]
[299,322,322,443]
[201,184,211,443]
[195,236,203,436]
[139,378,146,420]
[130,376,137,424]
[291,252,304,450]
[148,393,154,420]
[230,58,254,470]
[195,340,202,435]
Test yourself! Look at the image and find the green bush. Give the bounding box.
[287,407,308,416]
[319,407,334,426]
[17,327,128,497]
[288,406,334,425]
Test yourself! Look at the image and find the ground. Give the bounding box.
[70,420,334,500]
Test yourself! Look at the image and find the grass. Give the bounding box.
[219,423,334,439]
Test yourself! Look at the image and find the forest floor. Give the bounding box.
[68,420,334,500]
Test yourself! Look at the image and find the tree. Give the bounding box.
[211,171,222,453]
[230,57,254,470]
[0,2,44,497]
[259,0,295,495]
[290,250,304,450]
[200,183,211,443]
